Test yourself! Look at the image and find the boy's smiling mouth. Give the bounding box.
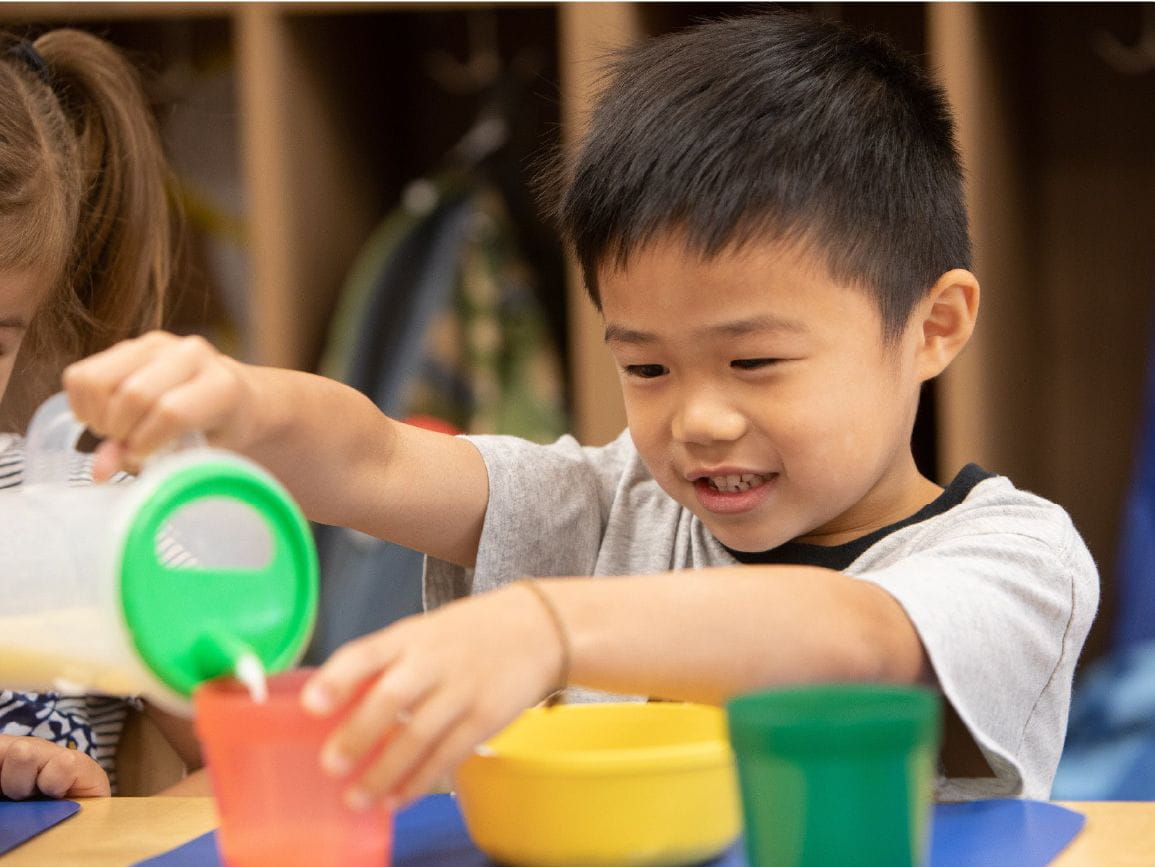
[688,469,778,515]
[703,472,771,493]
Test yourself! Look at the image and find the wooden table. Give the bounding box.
[3,797,216,866]
[2,798,1153,865]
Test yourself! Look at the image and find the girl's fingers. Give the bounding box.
[0,738,46,800]
[34,752,79,799]
[344,687,469,807]
[38,751,109,798]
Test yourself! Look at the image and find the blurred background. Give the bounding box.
[2,2,1153,781]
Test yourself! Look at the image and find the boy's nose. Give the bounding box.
[671,395,747,444]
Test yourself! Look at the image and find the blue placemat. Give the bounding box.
[930,799,1086,867]
[0,799,81,855]
[134,796,1085,866]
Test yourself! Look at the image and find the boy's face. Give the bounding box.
[599,233,937,552]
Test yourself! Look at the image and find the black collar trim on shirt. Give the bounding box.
[723,463,996,570]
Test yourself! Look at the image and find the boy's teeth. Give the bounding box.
[707,473,768,492]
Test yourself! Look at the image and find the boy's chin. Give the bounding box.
[703,521,791,554]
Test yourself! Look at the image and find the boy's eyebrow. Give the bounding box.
[702,315,810,338]
[0,317,27,330]
[604,315,808,344]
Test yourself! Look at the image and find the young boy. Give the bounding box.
[63,12,1097,808]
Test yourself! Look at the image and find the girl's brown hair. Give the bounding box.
[0,28,172,428]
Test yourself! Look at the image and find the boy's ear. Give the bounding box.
[913,269,980,381]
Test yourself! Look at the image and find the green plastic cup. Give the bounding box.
[726,684,941,866]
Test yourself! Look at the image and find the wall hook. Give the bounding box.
[1092,6,1155,75]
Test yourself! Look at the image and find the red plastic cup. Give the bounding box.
[194,667,392,867]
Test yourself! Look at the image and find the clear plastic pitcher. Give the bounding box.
[0,392,318,713]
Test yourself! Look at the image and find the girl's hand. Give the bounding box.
[62,331,256,480]
[0,735,111,799]
[301,583,564,809]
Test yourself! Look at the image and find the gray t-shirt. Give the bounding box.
[425,431,1099,801]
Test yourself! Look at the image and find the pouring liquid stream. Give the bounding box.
[234,651,269,704]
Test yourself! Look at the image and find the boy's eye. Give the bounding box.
[624,364,668,379]
[731,358,780,370]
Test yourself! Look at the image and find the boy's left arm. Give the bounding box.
[302,565,926,808]
[543,567,927,701]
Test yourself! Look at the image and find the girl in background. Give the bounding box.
[0,28,200,799]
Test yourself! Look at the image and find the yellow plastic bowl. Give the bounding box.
[454,702,741,867]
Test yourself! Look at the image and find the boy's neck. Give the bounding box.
[794,456,943,548]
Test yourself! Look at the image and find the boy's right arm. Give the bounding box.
[63,332,489,567]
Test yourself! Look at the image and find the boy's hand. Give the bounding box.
[301,584,564,809]
[62,331,256,481]
[0,735,111,799]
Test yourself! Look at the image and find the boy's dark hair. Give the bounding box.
[549,12,971,342]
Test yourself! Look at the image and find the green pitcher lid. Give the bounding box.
[117,456,318,697]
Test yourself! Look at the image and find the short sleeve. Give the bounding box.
[857,500,1098,800]
[424,431,637,608]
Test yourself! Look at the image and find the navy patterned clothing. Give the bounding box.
[0,691,137,791]
[0,434,138,793]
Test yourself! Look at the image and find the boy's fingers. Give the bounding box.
[64,332,177,432]
[345,688,467,806]
[96,342,204,444]
[118,369,233,463]
[92,439,130,482]
[391,717,497,807]
[320,664,431,776]
[302,633,403,717]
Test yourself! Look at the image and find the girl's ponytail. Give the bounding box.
[0,28,173,429]
[34,28,171,356]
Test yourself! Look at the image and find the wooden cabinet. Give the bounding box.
[2,2,579,373]
[929,3,1155,660]
[4,3,1151,658]
[0,1,641,436]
